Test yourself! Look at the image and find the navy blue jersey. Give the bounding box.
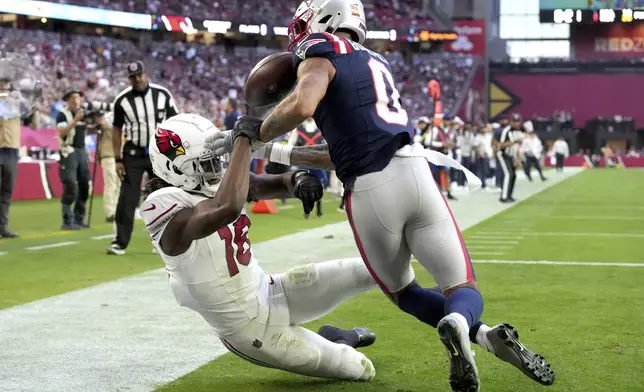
[292,32,413,187]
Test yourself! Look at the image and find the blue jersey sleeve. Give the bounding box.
[292,32,351,70]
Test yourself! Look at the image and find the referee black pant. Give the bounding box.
[524,155,546,181]
[114,142,153,248]
[496,152,516,201]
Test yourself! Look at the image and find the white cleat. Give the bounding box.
[437,314,480,392]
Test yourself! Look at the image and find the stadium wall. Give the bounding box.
[490,73,644,128]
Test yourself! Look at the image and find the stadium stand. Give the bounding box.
[50,0,434,29]
[0,27,477,127]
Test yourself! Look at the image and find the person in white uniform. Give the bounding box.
[140,113,377,381]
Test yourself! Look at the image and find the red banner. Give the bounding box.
[572,24,644,59]
[444,19,486,57]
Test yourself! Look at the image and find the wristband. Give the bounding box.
[269,144,293,166]
[115,157,123,164]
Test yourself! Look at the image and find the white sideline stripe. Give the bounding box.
[466,235,524,240]
[466,240,519,244]
[480,231,644,238]
[25,241,78,251]
[90,234,114,240]
[0,252,6,256]
[546,215,644,221]
[0,167,583,392]
[474,259,644,267]
[466,245,514,250]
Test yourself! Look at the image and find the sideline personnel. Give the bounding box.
[56,90,91,230]
[0,77,39,237]
[107,61,179,255]
[96,112,119,221]
[496,114,522,203]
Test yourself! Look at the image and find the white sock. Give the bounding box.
[448,312,470,332]
[475,323,493,352]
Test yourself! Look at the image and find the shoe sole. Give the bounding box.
[106,249,126,256]
[438,318,480,392]
[494,324,555,386]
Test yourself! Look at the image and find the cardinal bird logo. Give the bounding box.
[155,128,185,161]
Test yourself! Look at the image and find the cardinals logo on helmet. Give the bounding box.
[156,128,186,161]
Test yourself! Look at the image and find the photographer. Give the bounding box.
[56,90,91,230]
[0,77,39,238]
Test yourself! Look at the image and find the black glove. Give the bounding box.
[292,170,324,215]
[232,115,263,144]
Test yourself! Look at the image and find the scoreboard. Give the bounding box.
[540,8,644,23]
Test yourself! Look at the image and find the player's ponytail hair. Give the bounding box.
[145,177,173,194]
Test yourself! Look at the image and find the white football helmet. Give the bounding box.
[150,113,227,197]
[288,0,367,50]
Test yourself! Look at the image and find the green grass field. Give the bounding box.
[3,169,644,392]
[0,194,346,309]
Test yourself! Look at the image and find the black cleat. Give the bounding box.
[486,323,555,386]
[317,325,376,349]
[438,315,480,392]
[353,327,376,348]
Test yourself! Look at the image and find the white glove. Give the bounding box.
[204,129,233,156]
[204,129,270,157]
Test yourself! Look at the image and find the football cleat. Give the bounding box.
[438,314,480,392]
[486,323,555,386]
[317,325,376,349]
[353,327,376,348]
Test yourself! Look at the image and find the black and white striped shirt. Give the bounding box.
[496,125,521,156]
[112,83,179,148]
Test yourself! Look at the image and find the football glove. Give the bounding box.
[233,115,262,143]
[292,170,323,215]
[205,129,267,156]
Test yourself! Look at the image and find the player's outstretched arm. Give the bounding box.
[159,136,253,256]
[247,172,295,201]
[247,170,324,202]
[258,57,335,143]
[289,144,334,169]
[257,143,334,170]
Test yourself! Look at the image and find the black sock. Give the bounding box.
[469,321,484,344]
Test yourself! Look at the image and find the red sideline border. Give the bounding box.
[14,161,105,201]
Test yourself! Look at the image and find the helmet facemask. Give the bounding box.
[288,7,317,51]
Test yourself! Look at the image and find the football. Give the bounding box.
[244,52,296,115]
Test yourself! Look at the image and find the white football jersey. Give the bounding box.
[140,186,264,336]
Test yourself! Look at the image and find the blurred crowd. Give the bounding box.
[51,0,433,29]
[0,27,477,129]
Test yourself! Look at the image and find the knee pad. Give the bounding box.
[283,264,317,291]
[268,328,322,369]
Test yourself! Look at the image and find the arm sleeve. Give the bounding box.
[112,100,125,128]
[140,188,194,243]
[292,32,342,70]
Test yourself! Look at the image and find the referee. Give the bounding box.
[495,113,522,203]
[107,61,179,255]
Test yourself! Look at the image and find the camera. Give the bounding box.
[82,101,114,123]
